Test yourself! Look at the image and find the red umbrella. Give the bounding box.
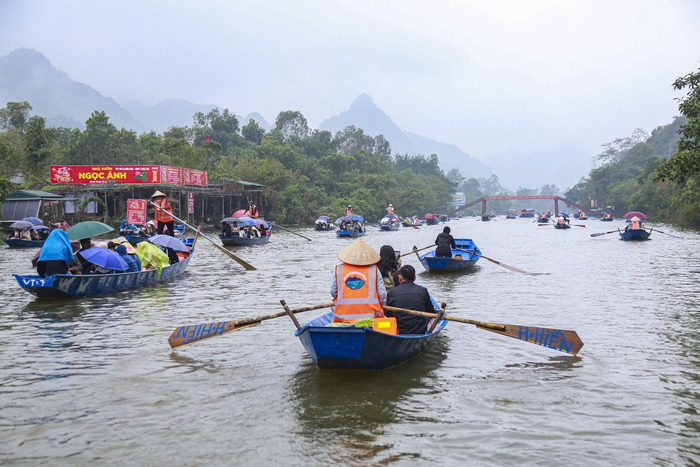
[231,209,247,218]
[622,211,647,219]
[425,213,435,220]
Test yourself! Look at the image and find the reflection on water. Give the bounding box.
[288,337,449,464]
[1,221,699,464]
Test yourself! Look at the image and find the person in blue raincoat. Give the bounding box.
[115,244,139,272]
[36,229,75,277]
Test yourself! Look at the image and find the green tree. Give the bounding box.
[0,101,32,132]
[656,67,700,183]
[242,119,265,145]
[23,115,53,184]
[274,111,309,141]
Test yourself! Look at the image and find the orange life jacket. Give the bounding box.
[630,220,641,229]
[332,264,384,323]
[153,198,173,223]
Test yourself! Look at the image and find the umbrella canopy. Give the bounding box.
[315,215,330,223]
[32,225,50,231]
[80,247,129,271]
[10,220,34,229]
[231,209,247,218]
[22,217,43,226]
[67,221,115,241]
[222,216,255,227]
[148,234,190,252]
[335,214,364,224]
[424,213,435,220]
[252,218,269,229]
[623,211,647,219]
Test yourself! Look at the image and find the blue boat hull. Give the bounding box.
[296,311,447,369]
[619,228,651,241]
[3,238,45,248]
[554,223,571,229]
[219,234,271,246]
[336,229,365,238]
[380,224,400,231]
[13,255,192,299]
[419,238,481,272]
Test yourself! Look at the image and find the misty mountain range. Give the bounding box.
[0,48,590,190]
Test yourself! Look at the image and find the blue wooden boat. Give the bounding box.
[554,222,571,229]
[219,233,271,246]
[536,216,549,223]
[418,238,481,272]
[336,226,366,238]
[3,238,46,248]
[619,228,651,241]
[380,214,401,231]
[295,310,447,369]
[13,242,196,299]
[505,209,517,219]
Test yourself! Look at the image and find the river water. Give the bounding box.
[1,218,698,465]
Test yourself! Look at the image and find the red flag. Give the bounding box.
[205,133,210,142]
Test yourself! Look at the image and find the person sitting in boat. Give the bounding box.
[387,204,394,215]
[330,239,386,324]
[36,229,75,277]
[346,204,354,215]
[221,221,232,238]
[245,201,259,219]
[547,209,552,218]
[627,216,643,230]
[119,219,136,235]
[51,219,70,231]
[70,238,96,275]
[378,245,402,291]
[30,228,41,240]
[435,226,456,258]
[384,265,435,335]
[114,244,140,272]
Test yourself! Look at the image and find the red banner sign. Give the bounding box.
[183,168,209,187]
[50,165,208,186]
[51,165,161,185]
[160,166,183,185]
[127,199,148,225]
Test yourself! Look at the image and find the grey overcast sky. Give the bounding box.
[1,0,699,168]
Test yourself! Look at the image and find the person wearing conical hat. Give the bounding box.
[330,239,386,324]
[151,190,174,237]
[386,203,394,215]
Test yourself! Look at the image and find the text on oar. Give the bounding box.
[174,322,227,344]
[518,326,573,353]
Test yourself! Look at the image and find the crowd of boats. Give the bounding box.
[12,199,669,369]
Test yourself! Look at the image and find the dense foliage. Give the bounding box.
[0,104,457,223]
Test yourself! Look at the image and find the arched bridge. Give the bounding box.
[450,195,588,216]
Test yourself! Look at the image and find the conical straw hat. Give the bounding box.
[631,216,640,221]
[337,239,380,266]
[151,190,166,198]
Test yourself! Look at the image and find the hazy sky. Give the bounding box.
[1,0,699,172]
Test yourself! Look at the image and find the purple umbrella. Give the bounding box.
[622,211,647,219]
[80,247,129,271]
[148,234,190,252]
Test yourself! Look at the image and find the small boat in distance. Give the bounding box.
[335,214,366,238]
[380,214,401,231]
[314,215,335,231]
[417,238,481,272]
[505,209,517,219]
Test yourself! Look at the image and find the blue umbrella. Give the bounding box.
[148,234,190,252]
[10,220,34,229]
[315,215,330,223]
[22,217,43,226]
[32,225,50,231]
[335,214,364,224]
[80,247,129,271]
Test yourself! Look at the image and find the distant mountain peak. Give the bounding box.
[350,93,375,109]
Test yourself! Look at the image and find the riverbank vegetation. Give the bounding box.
[0,105,455,223]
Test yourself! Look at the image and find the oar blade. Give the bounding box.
[476,323,584,356]
[215,243,257,270]
[169,320,261,349]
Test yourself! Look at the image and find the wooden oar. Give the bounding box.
[383,305,584,356]
[573,224,586,228]
[651,228,681,239]
[271,223,312,241]
[454,249,529,274]
[401,244,433,258]
[590,230,619,237]
[168,302,335,348]
[149,202,256,270]
[401,217,419,229]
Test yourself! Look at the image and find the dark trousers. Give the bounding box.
[157,220,175,236]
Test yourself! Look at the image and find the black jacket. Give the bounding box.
[385,282,434,334]
[435,232,456,257]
